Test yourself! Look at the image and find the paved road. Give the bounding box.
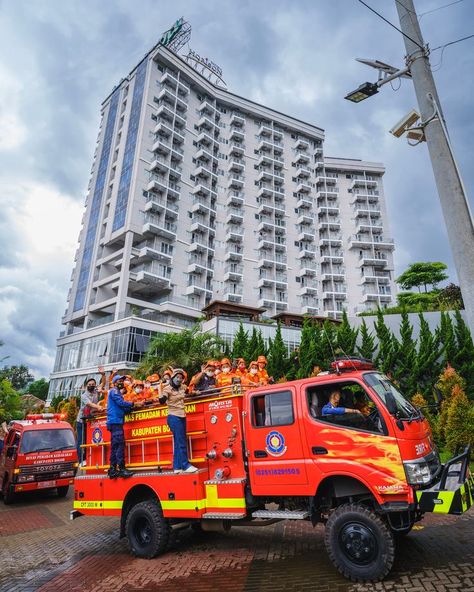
[0,489,473,592]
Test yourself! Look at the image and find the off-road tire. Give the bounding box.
[2,477,15,505]
[324,503,395,582]
[125,500,171,558]
[57,486,69,498]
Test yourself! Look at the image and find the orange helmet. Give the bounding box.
[133,379,144,387]
[212,360,221,367]
[249,361,259,369]
[162,369,172,377]
[237,358,246,366]
[257,355,267,364]
[204,360,216,370]
[147,373,160,383]
[221,358,231,366]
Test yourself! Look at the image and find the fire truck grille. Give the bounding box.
[18,462,76,481]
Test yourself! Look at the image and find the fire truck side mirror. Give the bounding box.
[6,445,17,459]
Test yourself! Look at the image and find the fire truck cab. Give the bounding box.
[73,359,473,582]
[0,414,78,504]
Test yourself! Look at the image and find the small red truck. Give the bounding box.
[72,359,473,582]
[0,413,78,504]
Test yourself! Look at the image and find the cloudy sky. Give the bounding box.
[0,0,473,378]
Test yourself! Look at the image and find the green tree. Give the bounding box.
[267,323,289,380]
[0,379,23,422]
[138,324,224,378]
[336,311,358,356]
[445,384,474,454]
[257,330,267,358]
[231,322,249,360]
[412,313,442,396]
[395,261,448,292]
[297,318,316,378]
[452,310,474,399]
[437,283,464,310]
[392,311,417,396]
[374,309,397,373]
[317,321,337,369]
[245,328,260,363]
[438,311,457,367]
[0,364,34,391]
[396,261,448,293]
[357,320,376,361]
[26,378,50,401]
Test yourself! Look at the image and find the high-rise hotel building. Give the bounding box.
[49,39,396,398]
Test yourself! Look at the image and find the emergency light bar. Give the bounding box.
[25,413,67,421]
[330,358,374,372]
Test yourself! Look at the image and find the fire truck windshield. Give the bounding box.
[363,373,419,420]
[20,429,76,454]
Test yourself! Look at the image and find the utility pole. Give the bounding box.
[395,0,474,335]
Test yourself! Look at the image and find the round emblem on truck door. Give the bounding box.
[92,428,103,444]
[265,430,287,457]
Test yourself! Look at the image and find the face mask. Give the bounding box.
[135,388,143,394]
[250,368,258,375]
[206,370,214,377]
[222,366,230,373]
[87,385,95,392]
[116,382,124,390]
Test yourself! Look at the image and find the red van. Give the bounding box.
[0,414,78,504]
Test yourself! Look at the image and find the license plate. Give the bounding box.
[37,480,56,489]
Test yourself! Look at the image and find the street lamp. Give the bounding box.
[344,81,379,103]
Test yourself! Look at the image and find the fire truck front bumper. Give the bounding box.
[416,446,473,515]
[14,477,75,493]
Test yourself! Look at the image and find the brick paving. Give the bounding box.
[0,490,473,592]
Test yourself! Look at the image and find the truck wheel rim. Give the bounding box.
[339,522,378,565]
[135,517,152,545]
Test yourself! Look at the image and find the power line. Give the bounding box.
[431,33,474,52]
[356,0,424,50]
[419,0,464,18]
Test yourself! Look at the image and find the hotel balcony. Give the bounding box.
[199,99,216,116]
[316,205,340,216]
[257,154,284,168]
[360,273,391,285]
[156,104,174,122]
[320,252,344,264]
[351,178,378,189]
[296,181,312,193]
[297,247,316,259]
[225,247,243,261]
[224,264,243,281]
[358,254,388,267]
[197,131,215,146]
[296,197,313,210]
[191,182,215,197]
[316,189,339,199]
[131,243,173,265]
[226,192,244,207]
[230,128,245,142]
[315,175,337,185]
[227,174,245,189]
[228,158,245,173]
[230,113,245,127]
[302,305,319,315]
[297,214,313,225]
[258,124,273,137]
[362,292,392,303]
[229,141,245,156]
[294,137,310,150]
[197,115,217,131]
[318,235,342,248]
[321,271,345,282]
[195,147,215,162]
[299,284,318,297]
[297,263,318,278]
[130,264,171,291]
[322,289,347,300]
[296,166,311,178]
[226,208,244,224]
[293,151,310,164]
[142,216,177,240]
[144,198,179,218]
[225,228,244,243]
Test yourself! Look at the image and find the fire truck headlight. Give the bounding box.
[403,460,431,485]
[59,470,75,478]
[222,448,233,458]
[17,474,35,483]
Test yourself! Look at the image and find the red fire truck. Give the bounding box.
[0,414,78,504]
[72,359,473,582]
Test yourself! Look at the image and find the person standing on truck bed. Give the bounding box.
[322,389,363,416]
[77,374,104,466]
[159,368,198,474]
[107,374,144,479]
[189,361,217,393]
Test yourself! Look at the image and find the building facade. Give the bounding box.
[48,41,396,399]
